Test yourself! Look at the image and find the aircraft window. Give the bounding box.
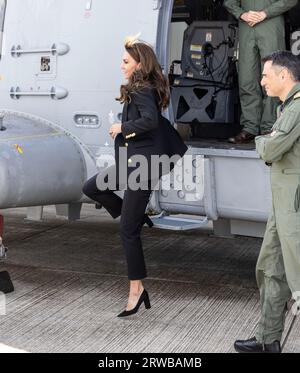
[0,0,6,59]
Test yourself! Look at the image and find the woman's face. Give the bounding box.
[121,50,140,80]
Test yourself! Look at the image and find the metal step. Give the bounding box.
[150,215,209,231]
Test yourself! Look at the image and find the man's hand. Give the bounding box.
[249,11,267,25]
[241,11,267,27]
[109,123,122,140]
[240,11,256,25]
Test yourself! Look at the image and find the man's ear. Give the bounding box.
[282,69,290,81]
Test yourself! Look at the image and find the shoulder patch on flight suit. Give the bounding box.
[277,111,298,134]
[294,92,300,100]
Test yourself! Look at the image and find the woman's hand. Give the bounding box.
[109,123,122,140]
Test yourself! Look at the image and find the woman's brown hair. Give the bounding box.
[117,37,170,110]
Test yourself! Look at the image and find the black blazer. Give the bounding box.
[114,87,187,184]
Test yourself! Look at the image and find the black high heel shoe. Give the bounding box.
[143,214,154,228]
[117,289,151,317]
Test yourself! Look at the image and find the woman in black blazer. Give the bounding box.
[83,37,187,317]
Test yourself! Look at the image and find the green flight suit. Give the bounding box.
[255,83,300,344]
[224,0,298,135]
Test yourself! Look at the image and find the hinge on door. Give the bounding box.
[153,0,162,10]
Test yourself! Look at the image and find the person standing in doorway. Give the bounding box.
[224,0,298,144]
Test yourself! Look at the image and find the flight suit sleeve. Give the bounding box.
[264,0,298,19]
[255,110,300,163]
[223,0,244,20]
[121,89,159,139]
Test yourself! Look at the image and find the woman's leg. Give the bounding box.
[120,189,152,310]
[82,174,123,219]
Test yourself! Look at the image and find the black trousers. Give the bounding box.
[83,174,152,280]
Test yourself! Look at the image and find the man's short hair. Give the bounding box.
[262,51,300,82]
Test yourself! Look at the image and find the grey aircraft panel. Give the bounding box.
[0,0,276,237]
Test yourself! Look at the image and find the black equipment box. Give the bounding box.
[181,21,235,83]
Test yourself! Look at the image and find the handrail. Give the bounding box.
[11,43,70,57]
[10,86,68,100]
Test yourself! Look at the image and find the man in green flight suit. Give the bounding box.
[224,0,298,144]
[234,51,300,353]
